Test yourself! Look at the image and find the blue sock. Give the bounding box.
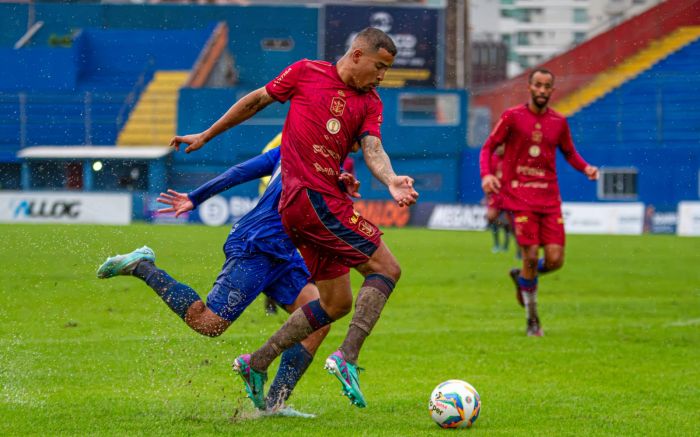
[537,258,550,274]
[517,275,538,293]
[133,261,201,319]
[266,343,313,410]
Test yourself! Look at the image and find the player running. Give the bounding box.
[479,68,599,336]
[169,27,418,408]
[97,147,359,416]
[484,144,512,254]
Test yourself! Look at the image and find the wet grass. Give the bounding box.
[1,224,698,436]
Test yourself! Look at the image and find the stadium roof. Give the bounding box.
[18,146,172,160]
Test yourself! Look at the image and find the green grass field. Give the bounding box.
[1,224,699,436]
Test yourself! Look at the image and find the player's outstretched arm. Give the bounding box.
[157,149,279,219]
[361,135,418,207]
[169,87,276,154]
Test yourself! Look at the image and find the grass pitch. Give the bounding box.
[1,224,698,436]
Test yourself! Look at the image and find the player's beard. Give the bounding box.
[532,95,549,109]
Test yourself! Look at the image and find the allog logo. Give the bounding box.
[13,199,81,219]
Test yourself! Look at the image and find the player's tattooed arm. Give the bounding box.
[361,135,396,186]
[170,87,275,154]
[361,135,419,207]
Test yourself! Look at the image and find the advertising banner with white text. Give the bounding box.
[0,192,132,225]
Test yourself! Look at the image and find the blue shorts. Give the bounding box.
[205,251,310,322]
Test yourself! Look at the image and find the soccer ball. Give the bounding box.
[428,379,481,429]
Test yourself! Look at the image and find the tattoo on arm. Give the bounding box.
[242,90,274,115]
[361,135,396,186]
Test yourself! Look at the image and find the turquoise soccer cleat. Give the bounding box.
[232,354,268,410]
[324,350,367,408]
[96,246,155,279]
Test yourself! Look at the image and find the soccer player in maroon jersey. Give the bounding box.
[479,69,599,337]
[170,28,418,408]
[484,144,512,253]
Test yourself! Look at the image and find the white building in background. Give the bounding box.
[470,0,663,78]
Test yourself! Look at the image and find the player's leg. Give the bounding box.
[264,295,278,315]
[97,246,214,334]
[539,244,564,273]
[538,211,566,274]
[486,205,500,253]
[318,240,400,408]
[182,301,231,337]
[519,244,543,336]
[498,211,511,252]
[264,279,338,414]
[260,261,350,413]
[338,241,400,364]
[509,211,543,336]
[245,255,342,375]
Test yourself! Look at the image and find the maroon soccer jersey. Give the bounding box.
[479,104,588,213]
[265,59,383,210]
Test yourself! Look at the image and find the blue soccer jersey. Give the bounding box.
[188,147,298,261]
[187,147,310,320]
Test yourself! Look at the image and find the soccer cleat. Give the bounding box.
[96,246,155,279]
[324,350,367,408]
[509,268,524,307]
[526,317,544,337]
[232,354,268,410]
[264,405,316,418]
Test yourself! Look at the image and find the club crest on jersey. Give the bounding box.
[358,219,376,237]
[529,145,541,157]
[330,96,346,117]
[326,118,341,135]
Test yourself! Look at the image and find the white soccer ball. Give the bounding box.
[428,379,481,429]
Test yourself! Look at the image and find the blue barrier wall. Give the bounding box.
[176,87,468,202]
[80,28,211,76]
[0,46,80,91]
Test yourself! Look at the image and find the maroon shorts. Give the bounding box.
[280,188,383,281]
[511,209,565,247]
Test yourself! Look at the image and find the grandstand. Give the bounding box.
[0,0,698,224]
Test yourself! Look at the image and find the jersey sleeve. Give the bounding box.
[479,111,511,178]
[558,119,588,172]
[356,93,383,141]
[188,148,280,209]
[264,60,307,103]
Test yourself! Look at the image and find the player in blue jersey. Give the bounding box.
[96,147,359,416]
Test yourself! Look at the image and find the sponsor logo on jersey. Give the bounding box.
[330,96,346,116]
[515,215,529,223]
[532,131,542,143]
[349,210,360,225]
[529,145,541,157]
[337,90,346,97]
[326,118,341,134]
